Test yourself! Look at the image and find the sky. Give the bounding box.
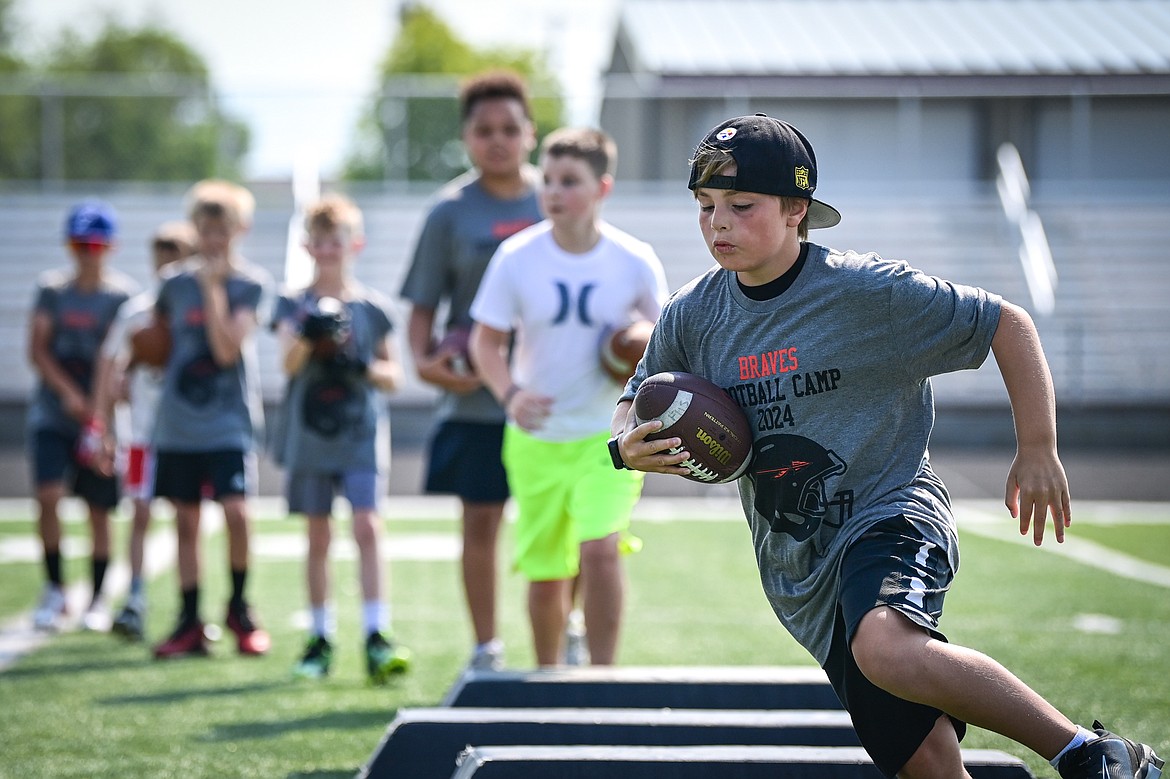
[14,0,620,179]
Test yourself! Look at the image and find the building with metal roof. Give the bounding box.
[600,0,1170,192]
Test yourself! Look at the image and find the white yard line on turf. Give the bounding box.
[957,503,1170,588]
[0,507,224,673]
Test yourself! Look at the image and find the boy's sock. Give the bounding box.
[129,576,144,600]
[1050,725,1100,767]
[44,550,63,587]
[91,556,109,598]
[310,605,332,639]
[363,601,386,637]
[229,568,247,610]
[180,586,200,626]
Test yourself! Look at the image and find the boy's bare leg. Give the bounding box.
[853,607,1076,762]
[174,501,201,590]
[128,498,151,578]
[222,496,250,573]
[351,508,381,603]
[529,578,570,666]
[898,714,972,779]
[578,533,624,665]
[36,483,65,560]
[306,515,332,610]
[461,500,504,645]
[88,505,111,568]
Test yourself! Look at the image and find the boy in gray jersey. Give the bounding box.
[272,194,411,683]
[150,180,272,660]
[400,70,543,671]
[27,200,137,632]
[611,114,1163,779]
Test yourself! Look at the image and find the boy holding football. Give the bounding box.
[94,220,197,640]
[610,114,1163,778]
[400,70,544,671]
[470,127,667,667]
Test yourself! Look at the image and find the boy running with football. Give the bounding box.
[610,113,1163,778]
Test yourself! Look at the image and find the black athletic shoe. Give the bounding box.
[1056,721,1164,779]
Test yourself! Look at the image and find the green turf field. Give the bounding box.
[0,501,1166,778]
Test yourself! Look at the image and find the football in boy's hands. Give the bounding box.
[130,321,171,368]
[600,319,655,385]
[633,371,753,484]
[435,325,473,376]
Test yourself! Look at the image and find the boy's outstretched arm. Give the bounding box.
[991,301,1072,545]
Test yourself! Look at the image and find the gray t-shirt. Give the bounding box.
[270,286,394,474]
[623,243,1002,663]
[152,258,270,453]
[400,168,542,423]
[26,268,138,435]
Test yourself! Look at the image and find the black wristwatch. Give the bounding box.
[607,435,631,470]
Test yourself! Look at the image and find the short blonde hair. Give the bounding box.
[184,179,256,228]
[690,147,810,240]
[303,193,364,239]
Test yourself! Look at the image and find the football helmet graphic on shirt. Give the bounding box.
[752,434,853,548]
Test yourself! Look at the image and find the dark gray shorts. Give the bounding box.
[286,470,381,516]
[822,514,966,778]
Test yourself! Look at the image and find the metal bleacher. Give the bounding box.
[1,185,1167,426]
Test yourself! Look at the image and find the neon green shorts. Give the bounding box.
[503,426,644,581]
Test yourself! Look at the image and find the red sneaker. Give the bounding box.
[225,604,270,656]
[153,620,209,659]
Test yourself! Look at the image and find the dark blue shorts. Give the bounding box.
[423,420,509,503]
[822,514,966,778]
[154,449,255,504]
[29,429,119,509]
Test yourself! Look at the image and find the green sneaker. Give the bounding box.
[292,635,333,679]
[365,632,410,684]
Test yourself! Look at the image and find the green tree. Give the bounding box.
[344,3,563,182]
[0,0,40,179]
[39,21,249,181]
[0,13,249,182]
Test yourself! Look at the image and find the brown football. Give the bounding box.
[435,325,473,376]
[600,319,655,385]
[633,371,754,484]
[130,321,171,368]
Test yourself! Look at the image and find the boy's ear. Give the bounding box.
[599,174,615,199]
[351,236,367,254]
[786,199,809,226]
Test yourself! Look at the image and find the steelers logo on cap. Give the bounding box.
[715,128,737,141]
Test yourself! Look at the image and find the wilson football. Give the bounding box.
[633,371,753,484]
[600,319,655,385]
[130,320,171,368]
[435,325,473,376]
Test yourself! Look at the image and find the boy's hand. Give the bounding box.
[1005,444,1072,546]
[617,419,693,476]
[505,388,552,432]
[416,349,481,394]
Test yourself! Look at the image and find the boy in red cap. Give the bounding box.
[27,200,137,632]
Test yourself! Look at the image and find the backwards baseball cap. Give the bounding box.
[688,113,841,229]
[65,200,117,243]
